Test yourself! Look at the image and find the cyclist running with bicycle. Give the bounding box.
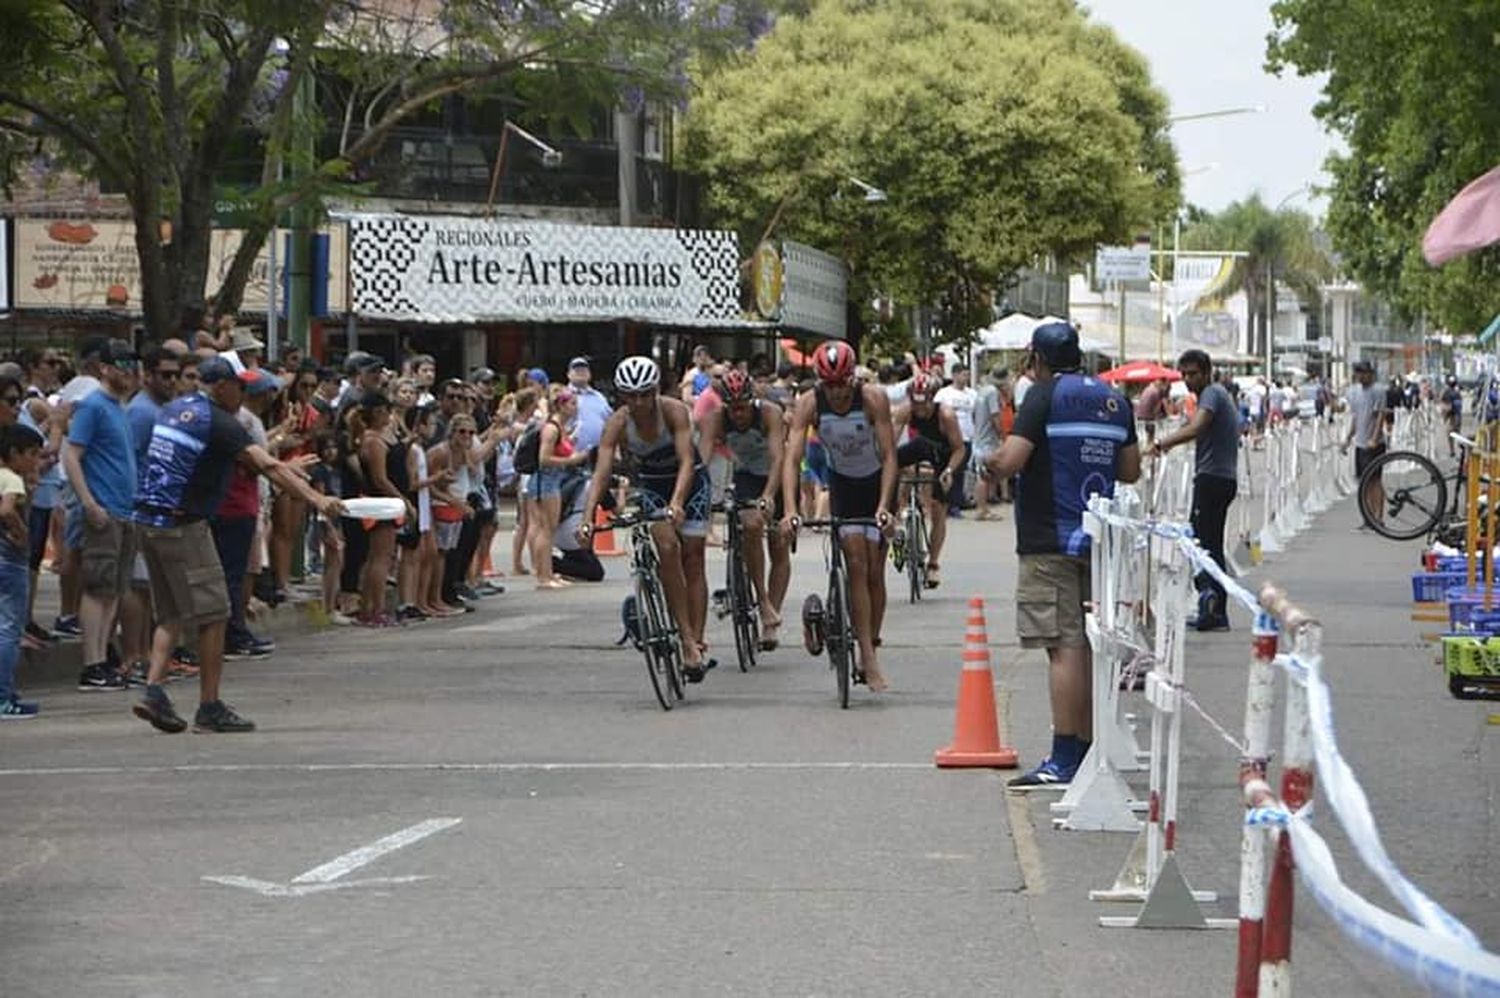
[780,341,898,691]
[578,356,716,681]
[696,369,790,650]
[892,371,966,589]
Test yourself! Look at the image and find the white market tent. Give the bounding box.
[972,313,1111,353]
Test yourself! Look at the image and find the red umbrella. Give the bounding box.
[1097,360,1182,384]
[1423,162,1500,265]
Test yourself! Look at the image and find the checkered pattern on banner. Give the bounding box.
[347,215,741,324]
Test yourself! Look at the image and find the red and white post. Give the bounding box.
[1236,611,1281,998]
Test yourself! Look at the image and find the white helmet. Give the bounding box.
[613,355,660,394]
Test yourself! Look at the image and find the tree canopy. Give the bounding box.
[1267,0,1500,333]
[680,0,1179,341]
[0,0,761,336]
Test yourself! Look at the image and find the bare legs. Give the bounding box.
[841,533,889,691]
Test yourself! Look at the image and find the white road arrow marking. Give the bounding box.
[202,818,460,898]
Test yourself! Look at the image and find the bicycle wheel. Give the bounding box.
[636,577,675,710]
[828,559,852,709]
[730,555,757,671]
[1358,450,1447,541]
[906,507,924,603]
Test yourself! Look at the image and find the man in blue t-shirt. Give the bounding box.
[985,322,1140,789]
[62,339,140,691]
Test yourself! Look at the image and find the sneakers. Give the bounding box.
[52,614,82,638]
[193,700,255,733]
[225,638,274,660]
[126,661,151,688]
[328,610,356,626]
[132,691,187,733]
[396,604,429,624]
[0,698,39,720]
[1007,757,1078,791]
[78,663,127,692]
[25,621,57,644]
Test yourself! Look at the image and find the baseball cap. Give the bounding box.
[528,367,550,386]
[1029,321,1083,372]
[100,338,139,364]
[568,356,590,370]
[198,356,240,384]
[470,366,496,383]
[241,369,279,396]
[1352,359,1374,374]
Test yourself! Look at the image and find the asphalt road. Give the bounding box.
[1,493,1495,996]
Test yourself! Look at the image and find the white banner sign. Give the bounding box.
[1095,245,1151,283]
[781,239,847,339]
[345,214,743,325]
[1174,255,1246,353]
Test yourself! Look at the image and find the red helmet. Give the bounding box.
[908,372,938,403]
[721,369,755,402]
[812,341,857,384]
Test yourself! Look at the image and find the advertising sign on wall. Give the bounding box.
[1174,254,1247,354]
[13,218,347,314]
[781,239,847,339]
[207,224,348,314]
[345,214,743,325]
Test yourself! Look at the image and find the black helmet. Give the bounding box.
[1029,321,1082,372]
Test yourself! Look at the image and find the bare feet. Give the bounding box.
[536,579,569,590]
[863,661,890,692]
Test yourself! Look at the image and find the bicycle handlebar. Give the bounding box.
[597,508,674,531]
[900,474,943,486]
[712,497,769,514]
[797,516,885,529]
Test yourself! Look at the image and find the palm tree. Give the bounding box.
[1179,195,1332,364]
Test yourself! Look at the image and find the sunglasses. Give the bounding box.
[110,360,141,371]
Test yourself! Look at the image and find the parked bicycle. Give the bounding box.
[712,482,763,672]
[604,505,685,710]
[1357,433,1488,545]
[892,473,938,603]
[798,516,882,708]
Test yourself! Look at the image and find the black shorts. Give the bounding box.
[897,437,950,470]
[828,470,883,520]
[731,470,783,521]
[1355,443,1386,480]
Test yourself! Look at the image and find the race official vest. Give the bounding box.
[134,393,214,525]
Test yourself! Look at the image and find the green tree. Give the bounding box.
[680,0,1178,344]
[0,0,757,335]
[1178,195,1331,362]
[1267,0,1500,333]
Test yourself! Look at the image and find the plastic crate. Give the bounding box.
[1446,587,1500,629]
[1412,571,1465,602]
[1435,556,1480,574]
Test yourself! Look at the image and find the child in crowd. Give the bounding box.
[1,424,45,718]
[309,434,349,625]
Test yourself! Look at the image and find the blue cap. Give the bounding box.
[528,367,550,386]
[243,369,280,396]
[198,356,239,384]
[1029,321,1082,372]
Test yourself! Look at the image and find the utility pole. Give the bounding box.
[285,66,315,358]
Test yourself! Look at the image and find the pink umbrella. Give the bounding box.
[1423,163,1500,266]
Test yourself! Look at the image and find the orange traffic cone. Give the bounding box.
[935,596,1020,768]
[592,506,625,558]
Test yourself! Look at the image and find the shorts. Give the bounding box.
[802,440,828,487]
[527,467,566,501]
[82,515,138,596]
[1354,443,1386,480]
[63,494,85,552]
[731,470,783,521]
[138,520,229,627]
[635,466,712,539]
[828,470,884,542]
[897,436,950,470]
[435,520,462,551]
[1016,553,1091,650]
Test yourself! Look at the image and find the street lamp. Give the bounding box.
[1265,184,1316,377]
[1168,104,1268,124]
[484,121,564,216]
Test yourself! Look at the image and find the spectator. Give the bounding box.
[51,338,110,641]
[228,327,265,369]
[411,354,437,406]
[213,369,278,659]
[0,424,44,717]
[970,365,1006,521]
[507,389,542,577]
[934,364,977,516]
[1342,360,1389,532]
[1134,375,1170,426]
[131,357,341,733]
[554,470,609,582]
[309,434,350,625]
[1441,376,1463,456]
[568,357,610,453]
[13,361,61,647]
[1150,350,1241,632]
[680,344,715,402]
[984,322,1140,790]
[63,339,140,691]
[267,363,322,600]
[527,389,589,591]
[352,392,407,627]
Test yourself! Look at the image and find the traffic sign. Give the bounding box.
[1095,245,1151,283]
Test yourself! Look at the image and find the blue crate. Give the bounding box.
[1436,556,1479,573]
[1447,587,1500,629]
[1413,572,1466,602]
[1470,609,1500,635]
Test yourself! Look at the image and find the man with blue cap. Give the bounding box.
[985,322,1140,790]
[129,356,342,734]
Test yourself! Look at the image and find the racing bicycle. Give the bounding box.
[799,516,882,708]
[712,482,763,672]
[1356,434,1487,545]
[893,473,938,603]
[602,505,685,710]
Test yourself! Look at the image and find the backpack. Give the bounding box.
[513,422,542,474]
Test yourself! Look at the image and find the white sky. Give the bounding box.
[1082,0,1340,217]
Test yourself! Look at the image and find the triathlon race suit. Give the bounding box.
[624,401,711,538]
[897,405,952,469]
[722,400,780,515]
[815,386,884,535]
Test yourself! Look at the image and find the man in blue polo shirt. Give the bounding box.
[985,322,1140,789]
